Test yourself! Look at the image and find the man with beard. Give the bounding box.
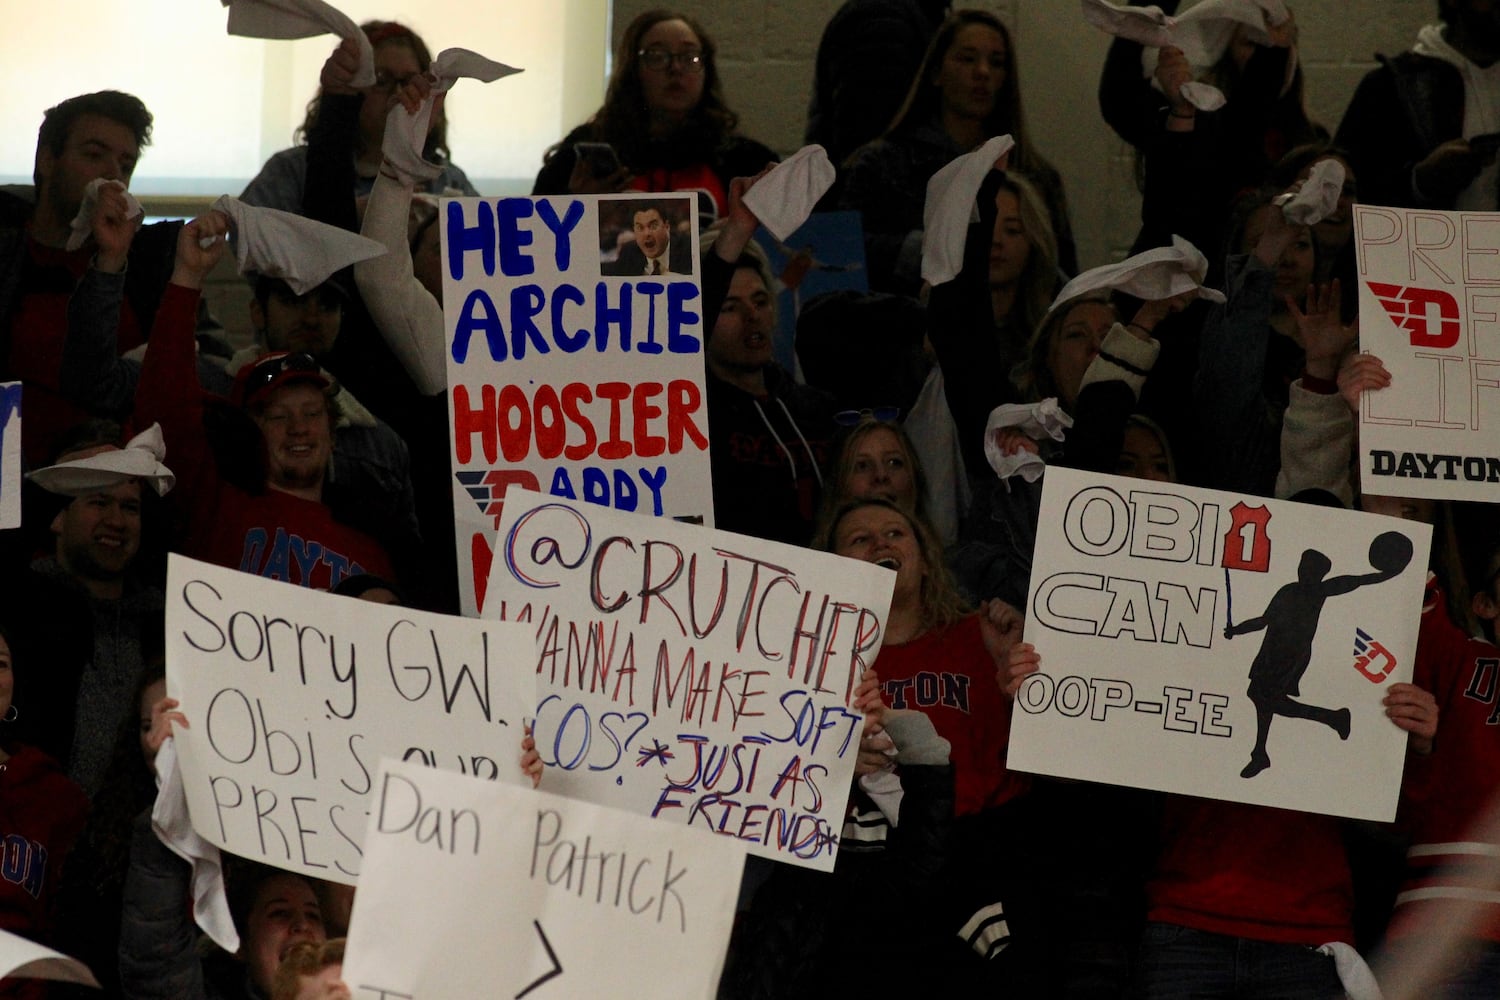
[604,202,694,276]
[1337,0,1500,210]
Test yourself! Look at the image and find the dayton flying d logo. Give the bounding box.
[1351,627,1398,683]
[1367,282,1460,348]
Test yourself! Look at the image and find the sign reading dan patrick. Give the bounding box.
[1008,468,1429,822]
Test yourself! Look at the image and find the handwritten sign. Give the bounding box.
[443,194,714,615]
[1009,468,1430,821]
[0,382,19,530]
[342,758,741,1000]
[485,489,894,872]
[164,554,537,882]
[1355,205,1500,502]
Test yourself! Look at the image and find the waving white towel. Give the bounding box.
[221,0,375,87]
[741,145,835,241]
[920,134,1016,287]
[382,48,521,186]
[212,194,385,295]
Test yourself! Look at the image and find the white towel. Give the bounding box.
[741,145,835,242]
[1084,0,1292,111]
[151,739,239,953]
[1277,158,1346,226]
[1317,941,1384,1000]
[26,422,175,496]
[382,48,521,186]
[222,0,375,87]
[1048,236,1226,318]
[984,399,1073,483]
[212,195,386,295]
[65,178,142,252]
[920,134,1016,286]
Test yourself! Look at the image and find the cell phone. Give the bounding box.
[574,142,622,178]
[1470,132,1500,156]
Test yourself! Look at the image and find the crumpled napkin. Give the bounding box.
[66,178,143,252]
[1083,0,1292,111]
[1048,236,1226,318]
[1317,942,1383,1000]
[27,422,175,496]
[211,195,385,295]
[382,47,521,185]
[921,134,1016,286]
[741,145,835,241]
[152,738,239,953]
[221,0,375,87]
[1276,158,1346,226]
[984,399,1073,483]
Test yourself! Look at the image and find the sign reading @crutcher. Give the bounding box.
[484,489,897,872]
[1008,468,1430,822]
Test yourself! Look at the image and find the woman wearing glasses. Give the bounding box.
[532,10,776,224]
[241,21,478,216]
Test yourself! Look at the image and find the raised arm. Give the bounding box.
[356,168,446,395]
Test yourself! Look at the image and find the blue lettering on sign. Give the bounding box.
[0,383,21,504]
[238,528,366,588]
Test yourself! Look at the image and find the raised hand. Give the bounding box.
[999,641,1041,698]
[321,37,362,96]
[144,696,189,763]
[1383,682,1437,755]
[170,211,230,290]
[92,181,141,274]
[1337,351,1391,414]
[1287,279,1354,380]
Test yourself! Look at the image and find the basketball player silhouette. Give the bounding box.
[1224,532,1412,778]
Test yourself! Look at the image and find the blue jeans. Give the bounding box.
[1133,922,1346,999]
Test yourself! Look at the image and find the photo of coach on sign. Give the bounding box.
[1007,468,1430,821]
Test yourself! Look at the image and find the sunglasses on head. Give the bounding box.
[243,353,321,394]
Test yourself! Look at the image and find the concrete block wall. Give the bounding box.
[612,0,1438,268]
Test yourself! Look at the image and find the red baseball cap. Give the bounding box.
[231,351,331,409]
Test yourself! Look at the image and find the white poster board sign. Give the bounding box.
[1355,204,1500,502]
[342,758,741,1000]
[485,490,895,872]
[443,194,714,615]
[0,382,19,530]
[1009,468,1430,821]
[164,554,537,881]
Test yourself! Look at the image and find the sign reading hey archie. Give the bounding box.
[1,382,20,530]
[485,490,895,872]
[164,554,536,882]
[1009,468,1430,821]
[342,759,741,1000]
[443,194,713,616]
[1355,205,1500,502]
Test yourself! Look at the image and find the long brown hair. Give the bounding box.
[296,21,450,164]
[882,9,1054,182]
[544,9,739,168]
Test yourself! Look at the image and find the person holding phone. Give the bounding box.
[531,10,776,225]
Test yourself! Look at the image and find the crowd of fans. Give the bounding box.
[4,1,1500,997]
